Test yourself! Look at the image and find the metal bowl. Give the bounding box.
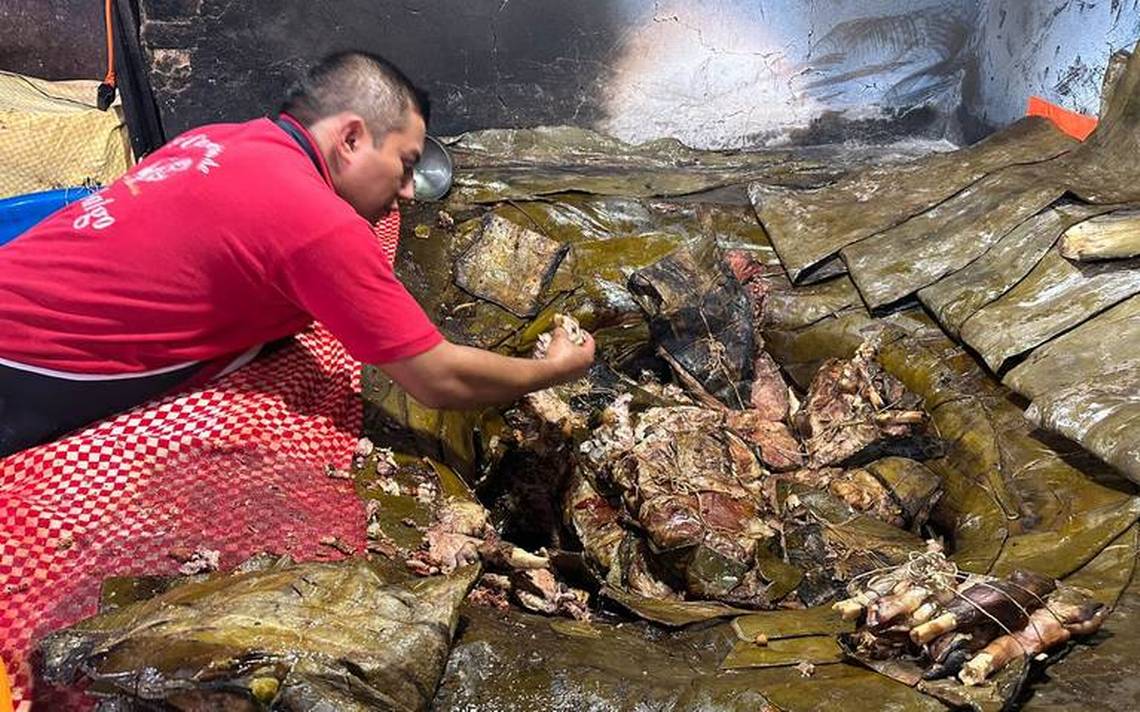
[412,135,453,201]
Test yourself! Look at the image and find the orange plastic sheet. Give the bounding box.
[0,658,12,712]
[1027,96,1099,141]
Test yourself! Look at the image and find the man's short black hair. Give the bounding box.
[280,51,430,139]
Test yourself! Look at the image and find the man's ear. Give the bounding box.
[336,114,368,161]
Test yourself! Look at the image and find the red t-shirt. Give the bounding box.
[0,117,442,376]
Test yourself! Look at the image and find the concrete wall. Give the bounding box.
[963,0,1140,140]
[600,0,976,147]
[3,0,1140,148]
[0,0,105,81]
[135,0,980,148]
[136,0,629,144]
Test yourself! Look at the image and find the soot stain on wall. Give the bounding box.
[139,0,628,139]
[139,0,980,148]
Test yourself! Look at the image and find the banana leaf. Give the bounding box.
[696,202,780,257]
[444,125,938,205]
[600,585,753,627]
[877,319,1140,579]
[918,203,1120,335]
[749,116,1075,282]
[1005,294,1140,409]
[453,213,567,317]
[491,194,702,249]
[436,603,941,712]
[361,366,486,475]
[38,561,480,711]
[1099,49,1133,119]
[435,604,758,711]
[397,208,531,351]
[959,249,1140,373]
[700,664,946,712]
[763,310,875,390]
[769,312,1138,710]
[1059,207,1140,261]
[864,457,943,531]
[1020,527,1140,711]
[1023,379,1140,486]
[731,606,855,641]
[846,648,1028,712]
[1058,523,1139,608]
[841,162,1067,310]
[764,273,864,330]
[721,636,845,669]
[766,309,1140,589]
[628,243,754,407]
[1059,42,1140,205]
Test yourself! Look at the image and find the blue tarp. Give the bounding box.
[0,186,95,246]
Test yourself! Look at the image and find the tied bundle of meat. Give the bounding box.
[957,586,1108,685]
[833,545,957,625]
[794,340,929,468]
[910,570,1057,680]
[841,559,1107,685]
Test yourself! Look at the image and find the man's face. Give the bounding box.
[337,108,425,223]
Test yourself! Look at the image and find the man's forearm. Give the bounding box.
[429,342,576,408]
[381,340,582,410]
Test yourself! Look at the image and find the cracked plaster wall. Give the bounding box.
[135,0,981,147]
[600,0,976,147]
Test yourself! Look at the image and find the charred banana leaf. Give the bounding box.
[38,561,479,711]
[628,244,754,407]
[749,116,1075,283]
[960,248,1140,372]
[918,203,1120,335]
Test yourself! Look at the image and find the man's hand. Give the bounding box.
[380,328,597,410]
[542,327,595,380]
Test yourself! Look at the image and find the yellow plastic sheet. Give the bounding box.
[0,71,132,198]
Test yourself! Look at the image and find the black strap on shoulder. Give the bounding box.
[274,117,323,174]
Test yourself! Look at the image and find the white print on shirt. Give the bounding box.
[72,191,116,231]
[131,156,194,183]
[168,132,225,174]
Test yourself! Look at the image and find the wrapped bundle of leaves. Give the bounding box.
[577,401,797,607]
[627,244,755,408]
[37,560,478,711]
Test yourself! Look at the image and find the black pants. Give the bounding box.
[0,362,202,458]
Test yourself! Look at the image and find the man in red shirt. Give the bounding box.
[0,51,594,457]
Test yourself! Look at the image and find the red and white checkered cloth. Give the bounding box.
[0,212,402,710]
[375,209,401,265]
